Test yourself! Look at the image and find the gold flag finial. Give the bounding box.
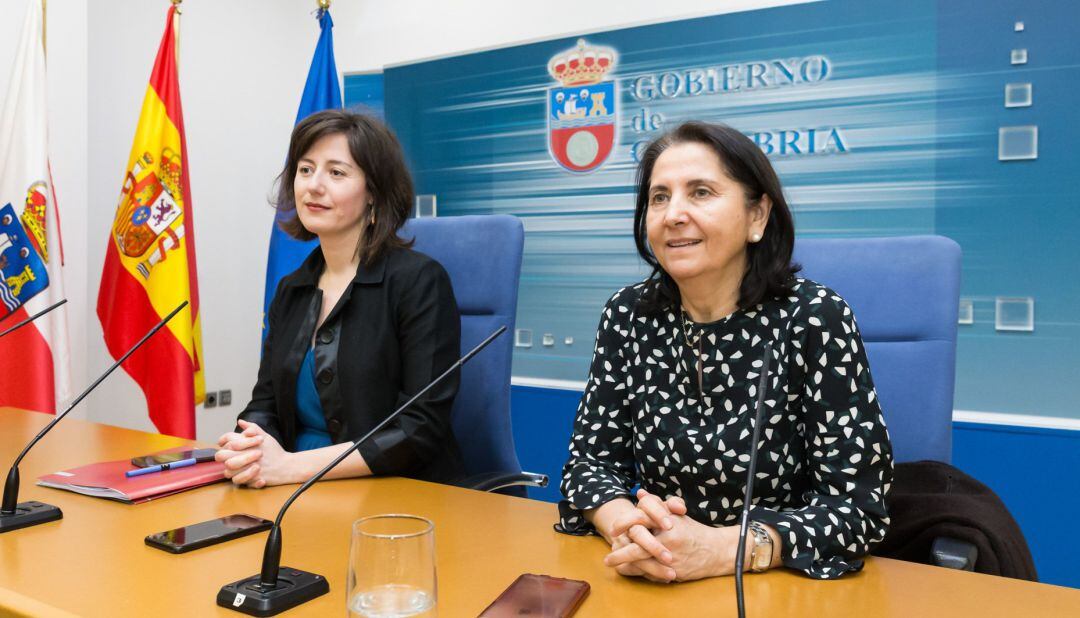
[172,0,181,63]
[317,0,331,9]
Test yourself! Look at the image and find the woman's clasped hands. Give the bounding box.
[599,488,751,584]
[215,419,295,488]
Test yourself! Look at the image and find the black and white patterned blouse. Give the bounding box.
[557,278,894,579]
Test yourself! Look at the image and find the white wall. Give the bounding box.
[2,0,813,443]
[330,0,816,72]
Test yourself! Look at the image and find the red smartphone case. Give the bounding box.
[479,573,590,618]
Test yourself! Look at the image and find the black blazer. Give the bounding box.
[239,246,465,483]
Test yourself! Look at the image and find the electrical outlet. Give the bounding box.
[219,390,232,406]
[205,391,218,408]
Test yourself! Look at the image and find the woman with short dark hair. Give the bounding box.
[215,109,464,487]
[558,121,893,581]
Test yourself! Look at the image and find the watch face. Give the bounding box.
[752,545,772,571]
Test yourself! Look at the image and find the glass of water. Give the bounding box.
[348,514,437,618]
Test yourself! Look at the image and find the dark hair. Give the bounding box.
[633,121,800,313]
[275,109,413,266]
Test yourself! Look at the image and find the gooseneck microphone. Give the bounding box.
[0,301,188,533]
[733,343,772,618]
[0,298,67,339]
[218,326,508,617]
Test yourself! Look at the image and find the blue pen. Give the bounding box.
[125,457,198,478]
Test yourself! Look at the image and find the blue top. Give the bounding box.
[295,348,332,451]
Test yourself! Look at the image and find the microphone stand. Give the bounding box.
[218,326,507,616]
[733,343,772,618]
[0,298,67,339]
[0,301,188,533]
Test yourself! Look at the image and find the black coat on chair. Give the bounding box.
[872,460,1037,581]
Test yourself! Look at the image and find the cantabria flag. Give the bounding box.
[0,0,71,414]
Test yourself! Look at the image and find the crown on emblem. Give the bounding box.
[548,39,616,86]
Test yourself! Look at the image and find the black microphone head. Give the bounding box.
[749,343,773,433]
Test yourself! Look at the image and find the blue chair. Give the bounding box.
[793,235,961,464]
[403,214,546,495]
[794,235,980,569]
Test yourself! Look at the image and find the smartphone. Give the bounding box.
[479,574,590,618]
[131,448,217,468]
[145,514,273,554]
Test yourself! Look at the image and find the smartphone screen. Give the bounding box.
[131,448,217,468]
[145,514,273,554]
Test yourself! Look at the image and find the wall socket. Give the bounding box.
[203,390,232,409]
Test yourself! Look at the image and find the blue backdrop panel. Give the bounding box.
[934,1,1080,419]
[343,71,384,119]
[363,0,1080,421]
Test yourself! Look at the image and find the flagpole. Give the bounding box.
[172,0,181,69]
[41,0,46,58]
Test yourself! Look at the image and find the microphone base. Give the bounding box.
[217,568,329,616]
[0,501,62,534]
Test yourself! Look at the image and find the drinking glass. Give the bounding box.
[347,514,437,618]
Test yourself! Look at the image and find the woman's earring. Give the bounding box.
[750,232,762,242]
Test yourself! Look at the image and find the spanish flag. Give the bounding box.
[97,5,203,438]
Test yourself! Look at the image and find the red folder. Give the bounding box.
[37,449,226,504]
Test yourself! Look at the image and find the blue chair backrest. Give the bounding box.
[793,236,961,463]
[402,215,525,476]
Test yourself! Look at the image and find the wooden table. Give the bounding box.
[2,408,1078,617]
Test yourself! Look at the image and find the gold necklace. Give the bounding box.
[680,308,700,347]
[680,308,704,400]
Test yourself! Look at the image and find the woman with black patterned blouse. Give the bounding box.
[557,121,893,582]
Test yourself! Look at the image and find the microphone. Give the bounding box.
[0,301,189,533]
[217,326,508,617]
[0,298,67,339]
[733,343,772,618]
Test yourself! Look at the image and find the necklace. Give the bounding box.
[679,308,704,400]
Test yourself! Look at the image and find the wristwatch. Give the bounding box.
[748,521,774,573]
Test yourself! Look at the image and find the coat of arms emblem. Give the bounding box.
[0,201,49,316]
[111,148,186,280]
[547,39,618,173]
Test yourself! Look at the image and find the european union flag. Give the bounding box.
[262,8,342,337]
